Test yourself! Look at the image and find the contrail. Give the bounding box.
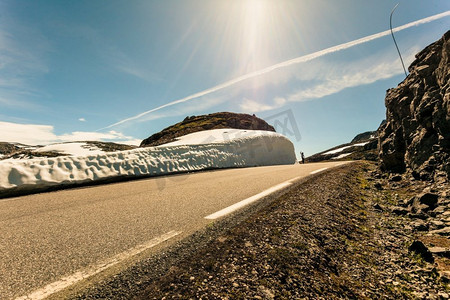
[101,11,450,130]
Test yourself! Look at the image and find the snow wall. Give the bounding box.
[0,134,295,196]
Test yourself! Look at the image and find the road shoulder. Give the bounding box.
[68,162,449,299]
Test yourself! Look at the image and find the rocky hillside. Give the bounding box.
[307,129,380,163]
[379,30,450,181]
[0,142,27,157]
[140,112,275,147]
[351,120,385,143]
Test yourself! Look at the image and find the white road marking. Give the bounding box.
[310,167,328,174]
[205,177,302,220]
[205,164,343,220]
[15,230,181,300]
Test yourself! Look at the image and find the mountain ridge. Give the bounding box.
[140,112,275,147]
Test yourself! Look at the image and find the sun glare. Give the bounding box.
[240,0,271,72]
[205,0,293,84]
[244,0,267,24]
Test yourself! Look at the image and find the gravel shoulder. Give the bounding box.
[72,162,450,299]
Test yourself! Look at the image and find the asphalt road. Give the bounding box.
[0,161,345,299]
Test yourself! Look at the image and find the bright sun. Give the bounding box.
[240,0,271,71]
[207,0,288,76]
[244,0,267,24]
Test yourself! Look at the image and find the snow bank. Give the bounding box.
[0,129,295,195]
[159,129,282,146]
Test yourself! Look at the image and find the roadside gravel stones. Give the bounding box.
[418,192,439,209]
[391,206,408,215]
[389,175,403,182]
[429,227,450,236]
[376,168,450,294]
[411,219,429,231]
[429,247,450,258]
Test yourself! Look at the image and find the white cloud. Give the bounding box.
[288,66,396,102]
[57,130,134,142]
[287,49,419,103]
[239,97,288,113]
[274,97,287,106]
[0,121,139,145]
[0,122,57,145]
[240,98,279,113]
[78,118,86,122]
[237,46,419,113]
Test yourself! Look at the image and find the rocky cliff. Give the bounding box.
[379,30,450,181]
[140,112,275,147]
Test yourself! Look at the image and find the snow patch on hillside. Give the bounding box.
[332,153,352,160]
[34,142,104,156]
[0,129,296,195]
[323,142,369,155]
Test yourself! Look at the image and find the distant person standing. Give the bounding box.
[300,152,305,164]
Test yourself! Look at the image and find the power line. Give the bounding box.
[390,3,408,78]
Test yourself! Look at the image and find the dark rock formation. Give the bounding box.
[0,142,21,156]
[140,112,275,147]
[351,120,386,144]
[307,129,379,163]
[379,31,450,181]
[351,131,376,143]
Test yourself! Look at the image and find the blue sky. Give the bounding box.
[0,0,449,156]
